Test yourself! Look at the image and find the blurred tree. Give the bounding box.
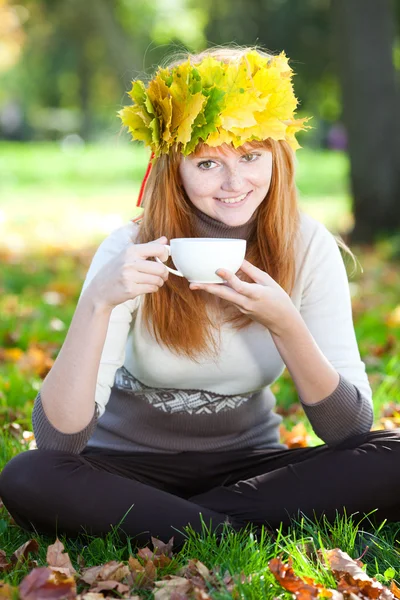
[0,0,206,141]
[331,0,400,242]
[201,0,340,131]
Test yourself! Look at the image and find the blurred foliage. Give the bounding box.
[1,0,398,143]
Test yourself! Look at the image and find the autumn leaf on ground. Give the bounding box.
[127,556,157,589]
[151,536,174,558]
[19,566,76,600]
[153,575,191,600]
[390,581,400,599]
[269,556,333,599]
[80,561,129,586]
[0,581,18,599]
[11,539,39,569]
[89,580,130,595]
[46,539,77,577]
[280,423,310,448]
[324,548,396,599]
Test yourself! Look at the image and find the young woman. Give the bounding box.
[1,46,400,549]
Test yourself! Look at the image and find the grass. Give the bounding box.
[0,142,400,597]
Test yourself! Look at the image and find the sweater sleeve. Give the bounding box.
[32,391,99,454]
[32,223,140,452]
[297,221,373,445]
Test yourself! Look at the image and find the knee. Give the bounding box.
[335,428,400,451]
[0,449,70,511]
[0,451,43,508]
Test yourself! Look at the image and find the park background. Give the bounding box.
[1,1,400,596]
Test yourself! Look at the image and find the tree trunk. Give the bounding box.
[331,0,400,242]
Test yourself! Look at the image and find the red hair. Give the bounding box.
[136,138,300,359]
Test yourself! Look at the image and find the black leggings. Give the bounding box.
[1,429,400,548]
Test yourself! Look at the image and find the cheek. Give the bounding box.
[185,174,217,200]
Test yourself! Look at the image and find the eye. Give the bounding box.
[197,160,217,170]
[241,153,260,162]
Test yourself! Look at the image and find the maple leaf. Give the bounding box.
[80,561,129,586]
[46,539,77,577]
[325,549,396,599]
[11,539,39,569]
[19,566,76,600]
[118,108,153,145]
[270,556,336,599]
[151,536,174,558]
[153,576,191,600]
[89,580,130,595]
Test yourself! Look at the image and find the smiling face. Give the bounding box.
[178,143,273,227]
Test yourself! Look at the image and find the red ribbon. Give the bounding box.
[137,152,154,208]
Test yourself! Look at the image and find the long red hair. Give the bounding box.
[135,46,301,359]
[136,137,299,358]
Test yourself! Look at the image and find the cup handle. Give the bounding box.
[155,244,185,277]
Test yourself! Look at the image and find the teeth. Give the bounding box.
[218,193,247,204]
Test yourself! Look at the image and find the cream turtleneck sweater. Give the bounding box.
[32,208,373,454]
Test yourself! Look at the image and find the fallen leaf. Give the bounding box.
[390,581,400,599]
[19,566,76,600]
[89,580,130,595]
[154,576,191,600]
[47,539,77,576]
[128,557,143,573]
[80,561,129,585]
[0,581,17,599]
[151,537,174,558]
[11,539,39,567]
[325,548,395,599]
[0,551,11,573]
[269,556,332,599]
[130,559,157,589]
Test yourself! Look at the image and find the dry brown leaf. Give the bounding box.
[325,549,395,599]
[151,537,174,558]
[128,557,144,573]
[0,551,11,573]
[390,582,400,599]
[47,539,77,576]
[11,539,39,567]
[76,594,105,600]
[80,561,129,585]
[153,576,191,600]
[19,566,76,600]
[269,556,332,599]
[130,559,157,590]
[137,547,154,562]
[89,580,130,595]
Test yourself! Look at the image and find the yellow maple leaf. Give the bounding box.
[118,108,153,145]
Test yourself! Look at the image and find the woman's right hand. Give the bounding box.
[86,236,170,310]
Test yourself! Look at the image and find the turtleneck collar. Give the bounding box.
[190,204,258,241]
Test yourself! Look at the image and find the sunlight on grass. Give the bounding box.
[0,142,352,252]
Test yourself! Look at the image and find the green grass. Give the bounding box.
[0,142,351,252]
[0,142,400,597]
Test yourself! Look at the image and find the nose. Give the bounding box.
[221,168,245,193]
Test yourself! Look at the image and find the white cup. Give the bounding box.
[156,238,247,283]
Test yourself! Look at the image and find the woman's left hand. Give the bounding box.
[189,259,298,337]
